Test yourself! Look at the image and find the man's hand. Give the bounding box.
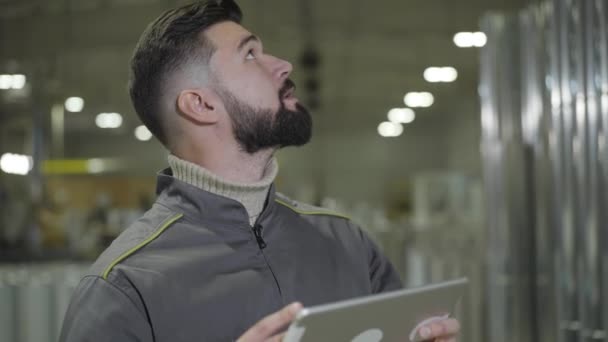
[418,317,460,342]
[237,302,303,342]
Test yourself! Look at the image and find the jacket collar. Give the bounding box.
[155,168,278,228]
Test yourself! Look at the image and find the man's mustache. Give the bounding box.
[279,79,296,99]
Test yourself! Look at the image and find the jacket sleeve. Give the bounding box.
[59,275,153,342]
[357,226,403,293]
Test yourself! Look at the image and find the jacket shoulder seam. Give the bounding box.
[101,212,184,280]
[274,198,351,221]
[81,275,150,322]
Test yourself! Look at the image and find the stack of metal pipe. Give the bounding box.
[0,263,87,342]
[480,1,608,341]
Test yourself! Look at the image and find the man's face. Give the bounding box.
[205,21,312,153]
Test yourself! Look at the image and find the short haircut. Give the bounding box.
[128,0,242,146]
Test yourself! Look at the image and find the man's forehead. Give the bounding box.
[204,21,255,50]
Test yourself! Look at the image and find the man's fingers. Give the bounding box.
[439,318,460,335]
[238,302,302,341]
[419,318,460,340]
[253,302,302,336]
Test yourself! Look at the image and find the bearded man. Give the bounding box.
[60,1,460,341]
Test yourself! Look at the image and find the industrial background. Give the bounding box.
[0,0,606,341]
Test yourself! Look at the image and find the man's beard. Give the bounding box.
[215,79,313,154]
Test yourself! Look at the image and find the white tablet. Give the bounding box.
[283,278,468,342]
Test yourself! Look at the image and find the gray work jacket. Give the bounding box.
[59,169,402,341]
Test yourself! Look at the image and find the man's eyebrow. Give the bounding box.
[237,34,260,52]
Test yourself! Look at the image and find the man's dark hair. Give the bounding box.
[128,0,242,146]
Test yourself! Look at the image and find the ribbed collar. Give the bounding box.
[155,167,279,228]
[167,154,278,225]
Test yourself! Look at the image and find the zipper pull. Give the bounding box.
[252,224,267,249]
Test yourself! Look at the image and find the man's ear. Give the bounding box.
[176,88,220,124]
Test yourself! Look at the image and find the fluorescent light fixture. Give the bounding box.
[65,97,85,112]
[388,108,415,124]
[0,153,33,175]
[134,125,153,141]
[454,32,487,48]
[404,92,434,108]
[423,67,458,83]
[378,121,403,137]
[95,112,123,129]
[472,32,487,47]
[454,32,473,47]
[10,74,26,89]
[87,158,105,173]
[0,74,27,90]
[0,75,12,90]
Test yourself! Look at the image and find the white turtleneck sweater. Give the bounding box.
[167,154,278,226]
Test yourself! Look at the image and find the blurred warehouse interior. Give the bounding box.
[0,0,518,257]
[0,0,606,341]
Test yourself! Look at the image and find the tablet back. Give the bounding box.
[283,278,468,342]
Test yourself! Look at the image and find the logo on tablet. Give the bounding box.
[351,328,384,342]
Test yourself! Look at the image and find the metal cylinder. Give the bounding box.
[480,0,608,340]
[0,266,17,342]
[16,266,54,342]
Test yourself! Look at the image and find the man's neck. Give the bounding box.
[172,143,275,184]
[167,152,278,225]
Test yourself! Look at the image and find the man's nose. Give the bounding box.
[268,55,293,83]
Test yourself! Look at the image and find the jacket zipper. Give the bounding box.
[252,224,267,249]
[251,217,282,299]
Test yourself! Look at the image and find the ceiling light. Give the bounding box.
[95,112,123,129]
[423,67,443,83]
[0,74,27,90]
[378,121,403,137]
[0,153,33,175]
[424,67,458,83]
[387,108,415,124]
[10,74,26,89]
[87,159,105,173]
[134,125,153,141]
[454,32,473,47]
[0,75,12,90]
[454,32,487,48]
[65,97,85,112]
[404,92,434,108]
[441,67,458,82]
[472,32,487,47]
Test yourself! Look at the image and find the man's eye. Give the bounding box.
[246,50,255,60]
